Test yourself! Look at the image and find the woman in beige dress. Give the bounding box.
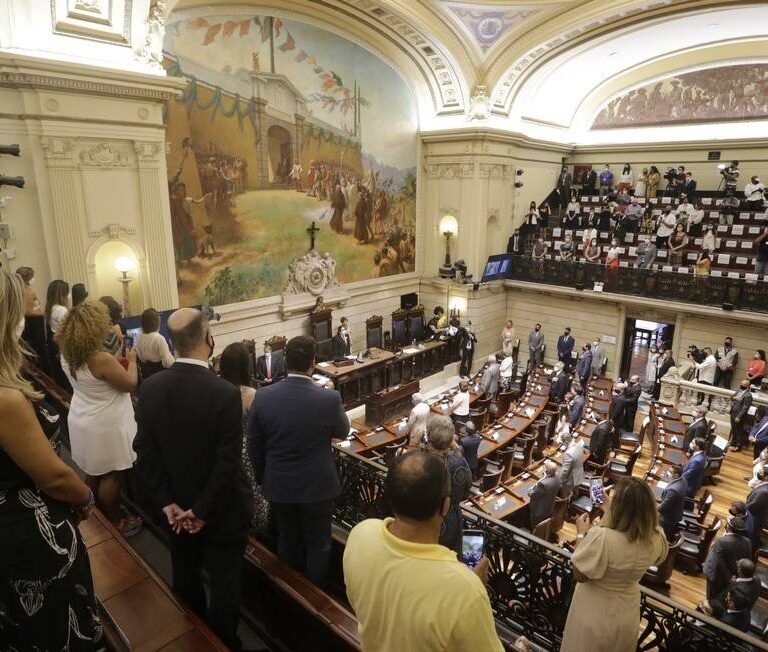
[561,476,668,652]
[501,320,516,357]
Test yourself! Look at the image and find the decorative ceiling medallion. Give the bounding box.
[447,6,539,52]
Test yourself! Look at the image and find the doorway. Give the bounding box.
[267,125,292,184]
[619,318,675,383]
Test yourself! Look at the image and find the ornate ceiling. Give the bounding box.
[167,0,768,141]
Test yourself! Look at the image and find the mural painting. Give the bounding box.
[163,13,418,305]
[592,63,768,129]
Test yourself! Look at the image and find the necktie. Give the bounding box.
[266,355,271,380]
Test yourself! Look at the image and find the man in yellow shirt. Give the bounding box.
[343,451,503,652]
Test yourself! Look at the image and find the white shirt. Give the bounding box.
[688,208,704,225]
[500,356,514,379]
[136,331,175,368]
[745,182,765,202]
[582,228,597,245]
[694,354,717,384]
[176,357,209,369]
[702,231,717,252]
[451,391,470,416]
[677,202,693,216]
[49,304,68,334]
[656,212,677,238]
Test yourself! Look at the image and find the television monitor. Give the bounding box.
[481,253,514,282]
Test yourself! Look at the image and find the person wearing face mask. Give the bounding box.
[56,301,140,535]
[646,344,661,385]
[134,308,256,649]
[730,379,754,452]
[528,323,545,369]
[715,337,739,389]
[560,233,575,261]
[682,438,708,498]
[577,343,593,387]
[754,226,768,276]
[667,223,688,267]
[747,350,766,389]
[635,235,657,270]
[591,338,607,378]
[657,466,688,541]
[584,237,601,263]
[701,222,717,256]
[655,207,677,250]
[744,175,766,212]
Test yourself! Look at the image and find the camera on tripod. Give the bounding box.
[662,167,677,183]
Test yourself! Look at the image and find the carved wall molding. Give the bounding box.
[50,0,133,45]
[133,141,163,162]
[425,161,475,179]
[283,249,341,297]
[478,163,513,179]
[88,223,137,239]
[79,142,130,167]
[41,137,75,161]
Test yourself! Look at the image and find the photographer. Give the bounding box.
[744,176,766,212]
[721,161,740,196]
[691,346,716,384]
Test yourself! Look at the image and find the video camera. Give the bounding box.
[686,345,706,364]
[663,167,677,183]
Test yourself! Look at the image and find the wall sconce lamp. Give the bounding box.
[115,255,134,316]
[438,214,458,278]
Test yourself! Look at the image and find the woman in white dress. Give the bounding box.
[645,344,661,386]
[634,168,648,198]
[57,300,141,536]
[501,320,516,357]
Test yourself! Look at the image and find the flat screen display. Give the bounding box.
[481,253,514,282]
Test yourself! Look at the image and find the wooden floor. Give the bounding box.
[561,414,758,611]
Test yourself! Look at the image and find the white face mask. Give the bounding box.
[14,317,25,341]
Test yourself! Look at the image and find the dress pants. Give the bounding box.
[272,500,334,587]
[714,368,733,389]
[170,530,246,650]
[460,349,474,377]
[731,415,746,447]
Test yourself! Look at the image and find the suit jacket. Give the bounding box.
[460,432,482,474]
[549,372,569,403]
[683,417,709,450]
[610,393,630,431]
[751,416,768,446]
[559,440,585,496]
[682,451,707,498]
[246,375,349,503]
[591,345,607,374]
[658,477,688,533]
[133,362,252,535]
[568,394,585,427]
[557,335,575,361]
[588,421,612,464]
[682,179,698,199]
[528,330,544,352]
[558,171,572,194]
[624,383,641,430]
[480,362,501,396]
[577,350,593,378]
[657,356,675,379]
[719,609,750,633]
[460,329,477,353]
[584,169,597,191]
[703,533,752,586]
[529,475,562,528]
[723,577,762,612]
[332,333,350,360]
[255,351,286,384]
[746,483,768,530]
[731,388,753,420]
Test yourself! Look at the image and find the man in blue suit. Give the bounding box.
[247,335,350,586]
[682,437,708,499]
[576,343,593,388]
[567,390,585,428]
[557,327,575,372]
[749,413,768,460]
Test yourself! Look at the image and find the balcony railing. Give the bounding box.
[505,256,768,313]
[332,447,767,652]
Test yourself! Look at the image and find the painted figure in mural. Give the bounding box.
[355,188,372,244]
[170,183,205,263]
[330,184,346,234]
[291,159,303,191]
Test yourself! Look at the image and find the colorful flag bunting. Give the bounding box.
[278,31,295,52]
[274,17,283,36]
[295,50,308,63]
[239,20,251,37]
[222,21,236,38]
[187,17,208,30]
[202,24,221,45]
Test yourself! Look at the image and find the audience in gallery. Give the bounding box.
[57,300,141,535]
[0,267,102,650]
[343,451,504,651]
[747,350,766,388]
[247,335,349,587]
[561,477,667,652]
[134,307,252,649]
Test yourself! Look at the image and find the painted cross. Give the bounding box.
[307,221,320,251]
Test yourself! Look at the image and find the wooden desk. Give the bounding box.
[365,380,419,426]
[80,511,226,651]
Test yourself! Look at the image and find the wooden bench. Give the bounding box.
[80,509,227,651]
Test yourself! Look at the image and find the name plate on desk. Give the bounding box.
[402,347,420,355]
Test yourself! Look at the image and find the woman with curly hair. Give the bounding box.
[57,300,141,536]
[0,267,103,650]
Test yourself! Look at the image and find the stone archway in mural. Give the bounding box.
[267,125,292,185]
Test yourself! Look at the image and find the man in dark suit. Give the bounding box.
[653,349,676,400]
[581,168,597,198]
[623,375,641,431]
[749,413,768,459]
[609,383,630,443]
[567,390,585,428]
[702,517,752,599]
[683,405,710,450]
[331,325,350,360]
[549,362,570,404]
[255,341,285,386]
[682,173,698,201]
[746,467,768,549]
[576,343,593,387]
[587,418,613,465]
[459,420,482,480]
[529,461,562,528]
[133,308,252,649]
[682,437,708,498]
[557,327,575,371]
[247,336,349,586]
[658,466,688,541]
[717,590,751,632]
[557,167,572,215]
[459,325,477,377]
[730,379,753,451]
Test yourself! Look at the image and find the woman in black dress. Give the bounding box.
[0,267,102,650]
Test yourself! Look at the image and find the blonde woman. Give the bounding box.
[0,268,102,648]
[561,477,667,651]
[57,301,141,535]
[501,319,516,357]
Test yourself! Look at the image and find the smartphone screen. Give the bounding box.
[590,478,606,505]
[460,530,485,568]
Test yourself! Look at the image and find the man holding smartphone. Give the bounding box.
[343,451,503,651]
